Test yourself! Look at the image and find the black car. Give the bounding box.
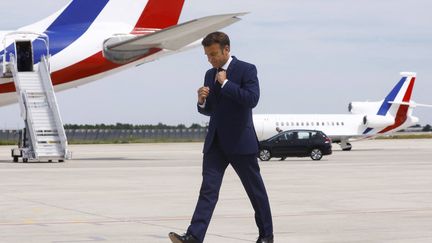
[258,130,332,161]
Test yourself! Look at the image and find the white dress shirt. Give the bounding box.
[199,56,233,108]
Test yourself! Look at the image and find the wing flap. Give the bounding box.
[103,12,247,63]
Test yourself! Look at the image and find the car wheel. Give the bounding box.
[259,149,271,161]
[310,148,323,160]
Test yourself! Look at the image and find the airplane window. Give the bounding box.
[281,122,284,126]
[336,122,339,126]
[342,122,345,126]
[316,122,319,126]
[291,122,294,126]
[322,122,325,126]
[332,122,334,126]
[301,122,304,126]
[276,122,279,126]
[296,122,299,126]
[306,122,309,126]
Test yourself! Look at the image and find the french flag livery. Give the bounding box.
[0,0,245,105]
[362,72,416,135]
[253,72,430,151]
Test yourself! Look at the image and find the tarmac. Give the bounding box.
[0,139,431,243]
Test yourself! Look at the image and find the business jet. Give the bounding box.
[253,72,432,151]
[0,0,244,105]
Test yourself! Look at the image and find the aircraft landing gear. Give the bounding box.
[340,140,352,151]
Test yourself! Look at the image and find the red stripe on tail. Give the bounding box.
[379,77,416,133]
[134,0,185,30]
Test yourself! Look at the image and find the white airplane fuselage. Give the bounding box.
[0,0,238,107]
[253,113,417,142]
[253,72,422,149]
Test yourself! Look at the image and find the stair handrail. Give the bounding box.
[22,91,40,159]
[9,53,27,119]
[39,55,69,158]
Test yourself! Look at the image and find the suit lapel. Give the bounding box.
[211,56,238,102]
[226,56,237,82]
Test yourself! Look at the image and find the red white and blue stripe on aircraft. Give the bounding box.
[362,76,415,135]
[1,0,110,64]
[0,0,185,94]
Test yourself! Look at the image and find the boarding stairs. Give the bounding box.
[1,32,71,162]
[10,55,70,162]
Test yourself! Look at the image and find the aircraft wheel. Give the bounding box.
[310,148,323,160]
[259,149,271,161]
[13,157,19,163]
[342,143,352,151]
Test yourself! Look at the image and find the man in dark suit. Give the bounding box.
[169,32,273,243]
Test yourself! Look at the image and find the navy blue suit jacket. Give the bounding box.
[198,56,260,155]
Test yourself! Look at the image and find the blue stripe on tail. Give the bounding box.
[376,77,406,116]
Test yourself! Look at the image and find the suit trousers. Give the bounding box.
[187,139,273,242]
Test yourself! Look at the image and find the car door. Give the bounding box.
[290,131,311,155]
[280,131,296,156]
[271,132,289,156]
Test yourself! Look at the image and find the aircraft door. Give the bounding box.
[15,40,34,72]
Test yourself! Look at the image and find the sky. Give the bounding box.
[0,0,431,129]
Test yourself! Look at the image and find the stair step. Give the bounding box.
[13,63,69,161]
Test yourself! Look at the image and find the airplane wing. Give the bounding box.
[103,12,247,64]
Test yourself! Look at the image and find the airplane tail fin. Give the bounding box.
[376,72,416,117]
[359,72,418,134]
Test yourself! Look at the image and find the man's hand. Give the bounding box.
[197,86,210,105]
[216,70,227,85]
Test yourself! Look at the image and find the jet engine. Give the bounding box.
[362,115,394,127]
[348,101,383,114]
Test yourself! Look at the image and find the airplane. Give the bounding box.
[253,72,432,151]
[0,0,245,106]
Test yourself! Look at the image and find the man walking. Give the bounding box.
[169,31,273,243]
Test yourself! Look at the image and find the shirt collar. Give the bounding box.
[221,56,233,70]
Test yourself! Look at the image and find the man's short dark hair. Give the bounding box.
[201,31,230,49]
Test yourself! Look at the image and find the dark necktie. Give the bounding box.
[213,68,224,97]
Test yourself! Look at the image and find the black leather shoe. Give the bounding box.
[256,234,274,243]
[169,232,199,243]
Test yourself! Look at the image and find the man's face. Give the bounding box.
[204,43,230,68]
